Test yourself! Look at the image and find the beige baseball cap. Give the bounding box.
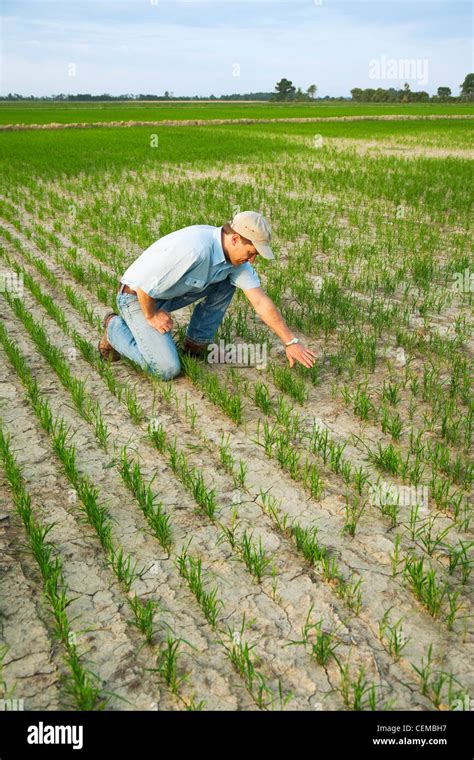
[230,210,274,260]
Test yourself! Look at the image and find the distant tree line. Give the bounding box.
[2,74,472,102]
[351,74,474,103]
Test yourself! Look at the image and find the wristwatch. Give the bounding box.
[285,337,300,347]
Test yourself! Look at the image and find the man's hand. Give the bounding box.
[243,288,317,369]
[285,342,317,369]
[147,309,173,334]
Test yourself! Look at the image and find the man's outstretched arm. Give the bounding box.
[243,287,317,369]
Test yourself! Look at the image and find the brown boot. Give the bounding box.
[182,336,208,358]
[98,312,121,362]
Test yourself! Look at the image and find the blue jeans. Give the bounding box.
[107,278,236,380]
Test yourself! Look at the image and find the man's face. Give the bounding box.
[227,234,259,266]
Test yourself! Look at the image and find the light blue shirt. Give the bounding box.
[121,225,260,300]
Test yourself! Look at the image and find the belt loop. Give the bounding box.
[119,282,125,294]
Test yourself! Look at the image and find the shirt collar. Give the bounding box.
[211,226,227,265]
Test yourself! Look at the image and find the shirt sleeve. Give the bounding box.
[125,244,204,296]
[228,262,261,290]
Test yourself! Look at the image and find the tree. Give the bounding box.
[307,84,317,100]
[459,73,474,100]
[437,87,451,100]
[274,78,296,101]
[350,87,363,102]
[294,87,307,101]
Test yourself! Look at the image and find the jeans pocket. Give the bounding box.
[184,276,206,290]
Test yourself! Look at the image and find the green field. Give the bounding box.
[1,118,473,180]
[1,99,473,125]
[0,113,472,712]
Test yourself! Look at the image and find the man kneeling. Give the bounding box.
[99,211,316,378]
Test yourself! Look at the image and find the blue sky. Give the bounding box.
[1,1,472,96]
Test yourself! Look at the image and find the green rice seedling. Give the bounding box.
[75,477,113,553]
[185,696,206,711]
[0,320,31,385]
[409,429,426,458]
[374,481,399,527]
[109,546,140,592]
[146,503,173,556]
[154,634,188,696]
[447,540,473,584]
[51,419,78,483]
[127,595,160,645]
[65,285,100,327]
[429,472,452,513]
[352,668,374,711]
[389,534,403,577]
[291,523,328,565]
[329,439,348,474]
[219,615,281,707]
[259,490,291,535]
[184,393,197,429]
[411,644,434,697]
[367,442,401,475]
[118,444,174,552]
[0,429,24,496]
[216,507,241,550]
[378,608,410,661]
[351,330,377,372]
[403,555,447,618]
[428,671,462,710]
[44,576,70,638]
[416,516,451,557]
[28,521,60,581]
[408,502,422,541]
[340,459,353,486]
[259,419,278,457]
[275,433,301,480]
[239,530,272,583]
[320,553,342,584]
[353,465,370,495]
[274,395,294,428]
[254,381,273,415]
[90,404,109,451]
[181,355,243,424]
[124,386,144,424]
[168,442,217,519]
[407,453,425,486]
[455,498,471,533]
[338,661,376,711]
[442,586,462,632]
[62,649,110,711]
[270,365,309,405]
[337,575,363,614]
[352,382,373,421]
[381,380,402,406]
[342,494,367,537]
[310,423,330,463]
[302,460,325,500]
[148,420,167,453]
[233,459,247,489]
[218,433,234,473]
[380,405,403,441]
[177,548,224,629]
[287,604,341,668]
[157,380,175,405]
[189,468,217,520]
